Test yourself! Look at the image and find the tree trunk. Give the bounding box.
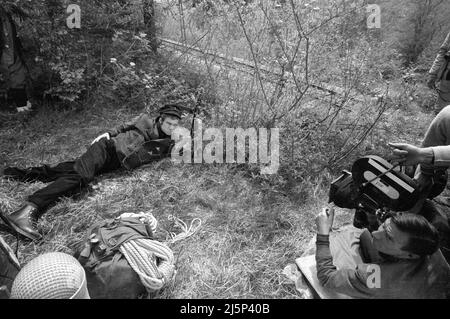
[143,0,157,53]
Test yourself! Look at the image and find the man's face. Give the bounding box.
[160,117,179,136]
[371,218,412,258]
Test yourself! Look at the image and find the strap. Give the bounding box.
[361,163,401,188]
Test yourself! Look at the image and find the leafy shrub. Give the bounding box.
[3,0,150,106]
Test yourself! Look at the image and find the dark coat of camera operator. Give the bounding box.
[315,207,450,299]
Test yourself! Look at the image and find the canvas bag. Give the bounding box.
[73,217,154,299]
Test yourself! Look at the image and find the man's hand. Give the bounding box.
[388,143,434,165]
[315,206,335,236]
[91,133,110,145]
[427,74,437,90]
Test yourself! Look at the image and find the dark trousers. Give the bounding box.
[4,138,121,213]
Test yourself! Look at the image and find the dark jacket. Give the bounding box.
[429,31,450,80]
[316,229,450,299]
[108,113,173,169]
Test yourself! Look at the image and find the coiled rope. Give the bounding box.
[118,212,201,292]
[119,238,175,291]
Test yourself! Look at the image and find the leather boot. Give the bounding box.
[0,203,42,241]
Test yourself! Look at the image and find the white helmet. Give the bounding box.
[11,252,90,299]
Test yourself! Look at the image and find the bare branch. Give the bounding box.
[234,3,272,112]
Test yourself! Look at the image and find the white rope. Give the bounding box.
[117,212,201,292]
[166,215,202,244]
[119,239,175,292]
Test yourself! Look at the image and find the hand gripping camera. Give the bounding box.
[329,155,422,228]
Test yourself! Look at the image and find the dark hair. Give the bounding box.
[391,214,440,257]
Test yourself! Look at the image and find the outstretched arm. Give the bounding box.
[388,142,450,167]
[388,143,435,165]
[90,114,143,145]
[107,114,143,138]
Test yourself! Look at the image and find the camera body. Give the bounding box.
[329,155,422,230]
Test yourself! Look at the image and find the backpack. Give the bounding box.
[73,216,154,299]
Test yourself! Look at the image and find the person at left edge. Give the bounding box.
[0,5,31,113]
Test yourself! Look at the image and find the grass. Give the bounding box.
[1,90,445,299]
[0,51,441,300]
[1,0,447,300]
[0,103,361,299]
[1,97,437,298]
[0,32,441,298]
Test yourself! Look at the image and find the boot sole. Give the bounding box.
[0,211,42,242]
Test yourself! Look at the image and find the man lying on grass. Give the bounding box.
[315,207,450,299]
[0,104,182,241]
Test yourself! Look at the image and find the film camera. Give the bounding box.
[328,155,446,231]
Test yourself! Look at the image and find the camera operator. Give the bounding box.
[315,206,450,298]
